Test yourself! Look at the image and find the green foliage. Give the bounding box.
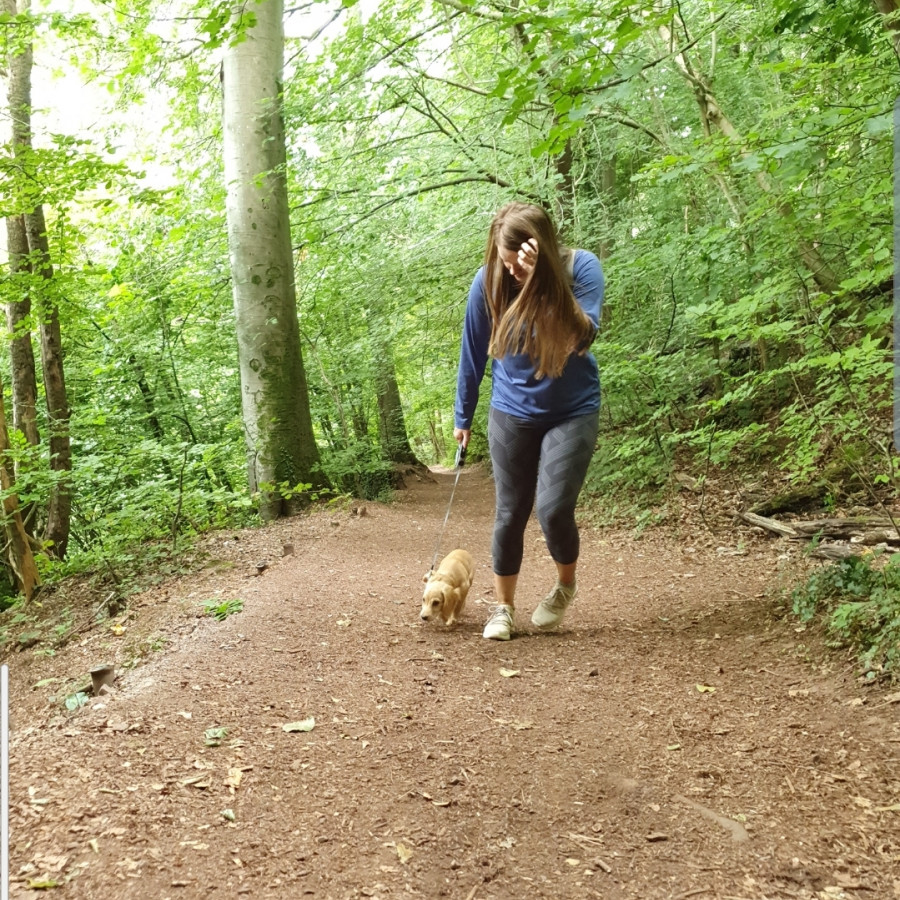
[201,597,244,621]
[64,690,90,711]
[0,0,893,615]
[204,726,228,746]
[791,552,900,680]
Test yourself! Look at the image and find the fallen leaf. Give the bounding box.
[27,879,59,890]
[336,619,351,627]
[566,858,580,866]
[499,668,520,678]
[177,711,192,720]
[833,874,871,890]
[204,727,227,747]
[221,809,236,822]
[696,684,716,694]
[493,717,534,730]
[396,842,413,864]
[225,769,243,792]
[180,776,211,789]
[666,743,681,751]
[88,839,99,854]
[283,718,316,733]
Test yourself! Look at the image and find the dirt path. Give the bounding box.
[6,467,900,899]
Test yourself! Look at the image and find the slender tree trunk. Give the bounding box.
[4,0,71,556]
[222,0,326,518]
[26,209,72,557]
[128,355,165,442]
[597,157,617,261]
[5,215,41,449]
[0,384,40,601]
[5,214,40,538]
[660,21,841,294]
[428,415,445,462]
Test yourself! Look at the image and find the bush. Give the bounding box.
[791,551,900,681]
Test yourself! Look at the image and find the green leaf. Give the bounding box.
[282,717,316,733]
[204,727,228,747]
[65,691,90,711]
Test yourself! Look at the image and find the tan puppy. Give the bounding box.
[420,549,475,626]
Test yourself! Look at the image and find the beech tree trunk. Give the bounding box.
[222,0,325,519]
[374,351,423,468]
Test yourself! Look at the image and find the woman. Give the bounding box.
[453,202,604,640]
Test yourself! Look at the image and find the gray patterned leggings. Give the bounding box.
[488,407,600,577]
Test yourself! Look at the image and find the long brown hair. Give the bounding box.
[485,202,594,379]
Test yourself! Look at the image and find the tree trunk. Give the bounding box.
[660,21,841,294]
[5,0,71,557]
[222,0,326,519]
[374,351,423,468]
[5,215,41,449]
[0,385,40,601]
[26,209,72,558]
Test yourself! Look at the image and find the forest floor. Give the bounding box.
[4,464,900,900]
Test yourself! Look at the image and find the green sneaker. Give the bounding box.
[483,605,515,640]
[531,580,577,629]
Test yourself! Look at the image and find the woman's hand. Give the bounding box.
[517,238,538,276]
[453,427,471,449]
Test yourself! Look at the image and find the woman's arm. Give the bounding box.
[572,250,604,330]
[454,268,491,431]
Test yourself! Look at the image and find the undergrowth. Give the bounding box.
[791,550,900,682]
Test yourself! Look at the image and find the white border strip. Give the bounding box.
[2,664,8,900]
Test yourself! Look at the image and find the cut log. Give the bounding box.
[738,511,798,538]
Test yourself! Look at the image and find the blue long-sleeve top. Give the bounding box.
[454,249,604,428]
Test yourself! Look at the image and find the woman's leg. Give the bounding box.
[484,409,543,640]
[534,411,600,567]
[531,412,599,628]
[487,408,544,596]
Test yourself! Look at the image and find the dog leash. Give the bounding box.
[429,442,467,575]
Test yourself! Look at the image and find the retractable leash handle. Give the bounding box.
[455,442,467,468]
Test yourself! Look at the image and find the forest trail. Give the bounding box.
[6,466,900,899]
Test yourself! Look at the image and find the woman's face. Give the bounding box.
[497,245,527,283]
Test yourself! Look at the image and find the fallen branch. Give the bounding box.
[809,544,856,561]
[738,511,798,538]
